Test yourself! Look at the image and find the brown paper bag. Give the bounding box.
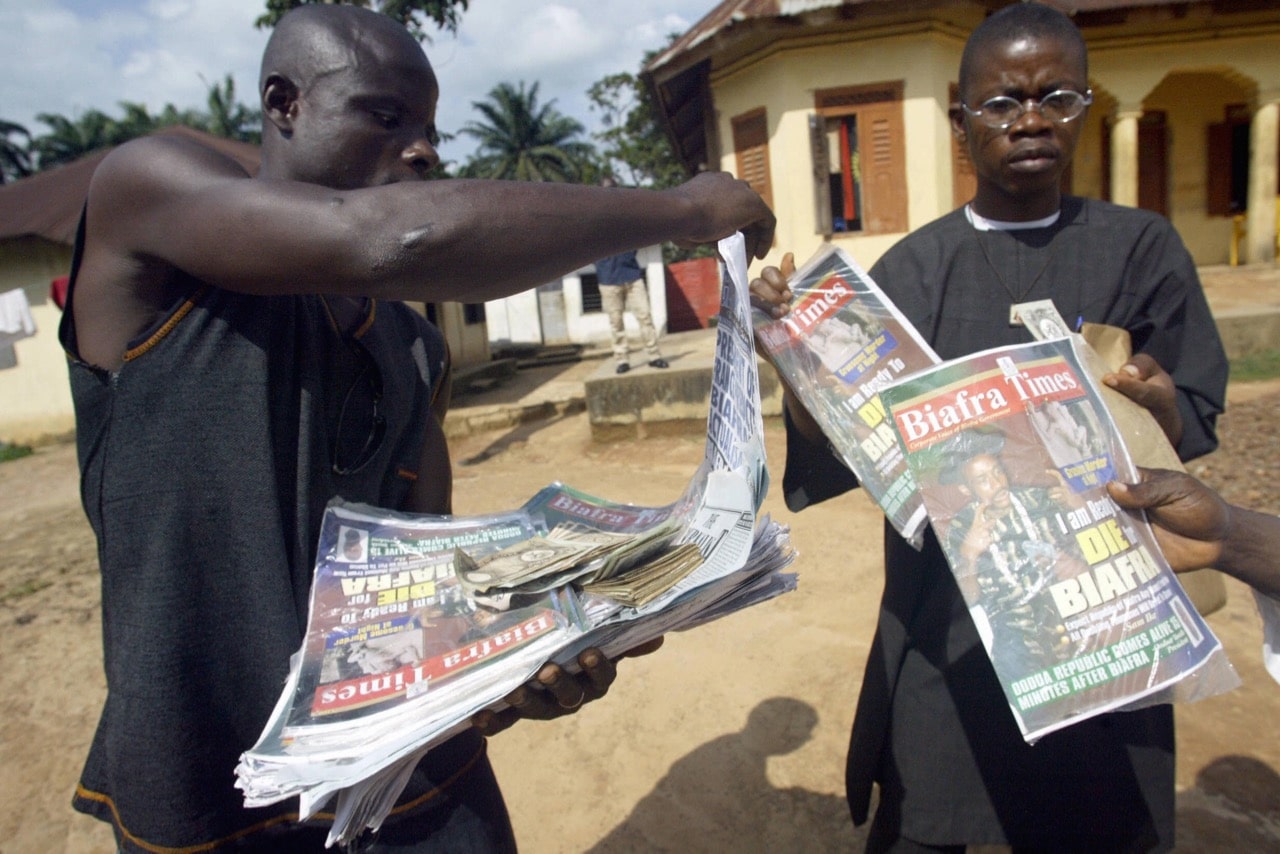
[1077,324,1227,616]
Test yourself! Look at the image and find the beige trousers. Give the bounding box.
[599,279,662,364]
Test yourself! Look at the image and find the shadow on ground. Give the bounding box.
[456,413,576,467]
[1175,754,1280,850]
[588,697,861,853]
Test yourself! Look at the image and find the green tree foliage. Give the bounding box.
[0,120,33,184]
[586,46,687,190]
[202,75,263,144]
[30,109,119,170]
[585,44,703,260]
[256,0,469,41]
[0,441,34,463]
[11,76,261,173]
[458,81,596,182]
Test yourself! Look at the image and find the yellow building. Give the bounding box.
[643,0,1280,272]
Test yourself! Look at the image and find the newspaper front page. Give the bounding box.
[752,244,939,544]
[235,503,588,810]
[878,337,1234,741]
[284,504,580,734]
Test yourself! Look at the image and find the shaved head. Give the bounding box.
[260,4,425,94]
[255,3,439,187]
[959,2,1086,102]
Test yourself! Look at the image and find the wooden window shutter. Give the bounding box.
[732,109,773,209]
[857,99,908,234]
[1206,121,1232,217]
[1137,112,1168,216]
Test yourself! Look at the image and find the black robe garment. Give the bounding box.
[783,197,1227,850]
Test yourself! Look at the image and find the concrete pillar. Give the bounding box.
[1109,108,1142,208]
[1245,95,1280,265]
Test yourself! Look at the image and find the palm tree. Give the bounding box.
[25,83,258,175]
[459,81,595,182]
[113,102,167,142]
[31,109,118,169]
[0,119,32,183]
[202,75,261,143]
[153,102,206,133]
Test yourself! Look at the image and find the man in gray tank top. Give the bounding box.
[59,5,775,851]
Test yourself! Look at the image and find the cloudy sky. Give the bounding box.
[0,0,715,165]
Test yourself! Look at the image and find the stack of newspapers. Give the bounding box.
[235,234,797,846]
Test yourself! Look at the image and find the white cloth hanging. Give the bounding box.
[0,287,37,348]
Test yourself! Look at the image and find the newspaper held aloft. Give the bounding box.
[878,336,1236,742]
[709,233,771,507]
[236,233,798,846]
[752,244,940,545]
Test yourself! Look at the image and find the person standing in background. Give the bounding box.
[596,176,669,374]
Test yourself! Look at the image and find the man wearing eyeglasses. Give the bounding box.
[57,5,774,853]
[753,3,1225,852]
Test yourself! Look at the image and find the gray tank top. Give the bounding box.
[59,212,479,847]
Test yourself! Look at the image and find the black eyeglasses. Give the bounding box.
[332,337,386,476]
[962,89,1093,130]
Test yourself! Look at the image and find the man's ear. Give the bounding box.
[949,104,967,142]
[262,73,300,134]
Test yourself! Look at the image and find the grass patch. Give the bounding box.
[1230,349,1280,383]
[0,442,33,463]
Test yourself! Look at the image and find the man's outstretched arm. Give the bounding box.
[85,135,774,304]
[74,136,773,369]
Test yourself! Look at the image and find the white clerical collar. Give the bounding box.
[965,205,1061,232]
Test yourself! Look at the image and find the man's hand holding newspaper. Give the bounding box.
[472,638,665,736]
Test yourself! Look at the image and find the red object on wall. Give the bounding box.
[664,257,722,332]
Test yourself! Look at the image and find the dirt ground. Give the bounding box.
[2,381,1279,853]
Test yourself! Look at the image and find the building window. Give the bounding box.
[580,272,602,314]
[811,82,907,236]
[732,108,773,209]
[426,303,485,325]
[1207,104,1257,216]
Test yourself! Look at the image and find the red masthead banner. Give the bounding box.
[893,356,1086,453]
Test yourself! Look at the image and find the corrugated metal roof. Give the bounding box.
[646,0,1207,74]
[646,0,779,73]
[0,126,260,246]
